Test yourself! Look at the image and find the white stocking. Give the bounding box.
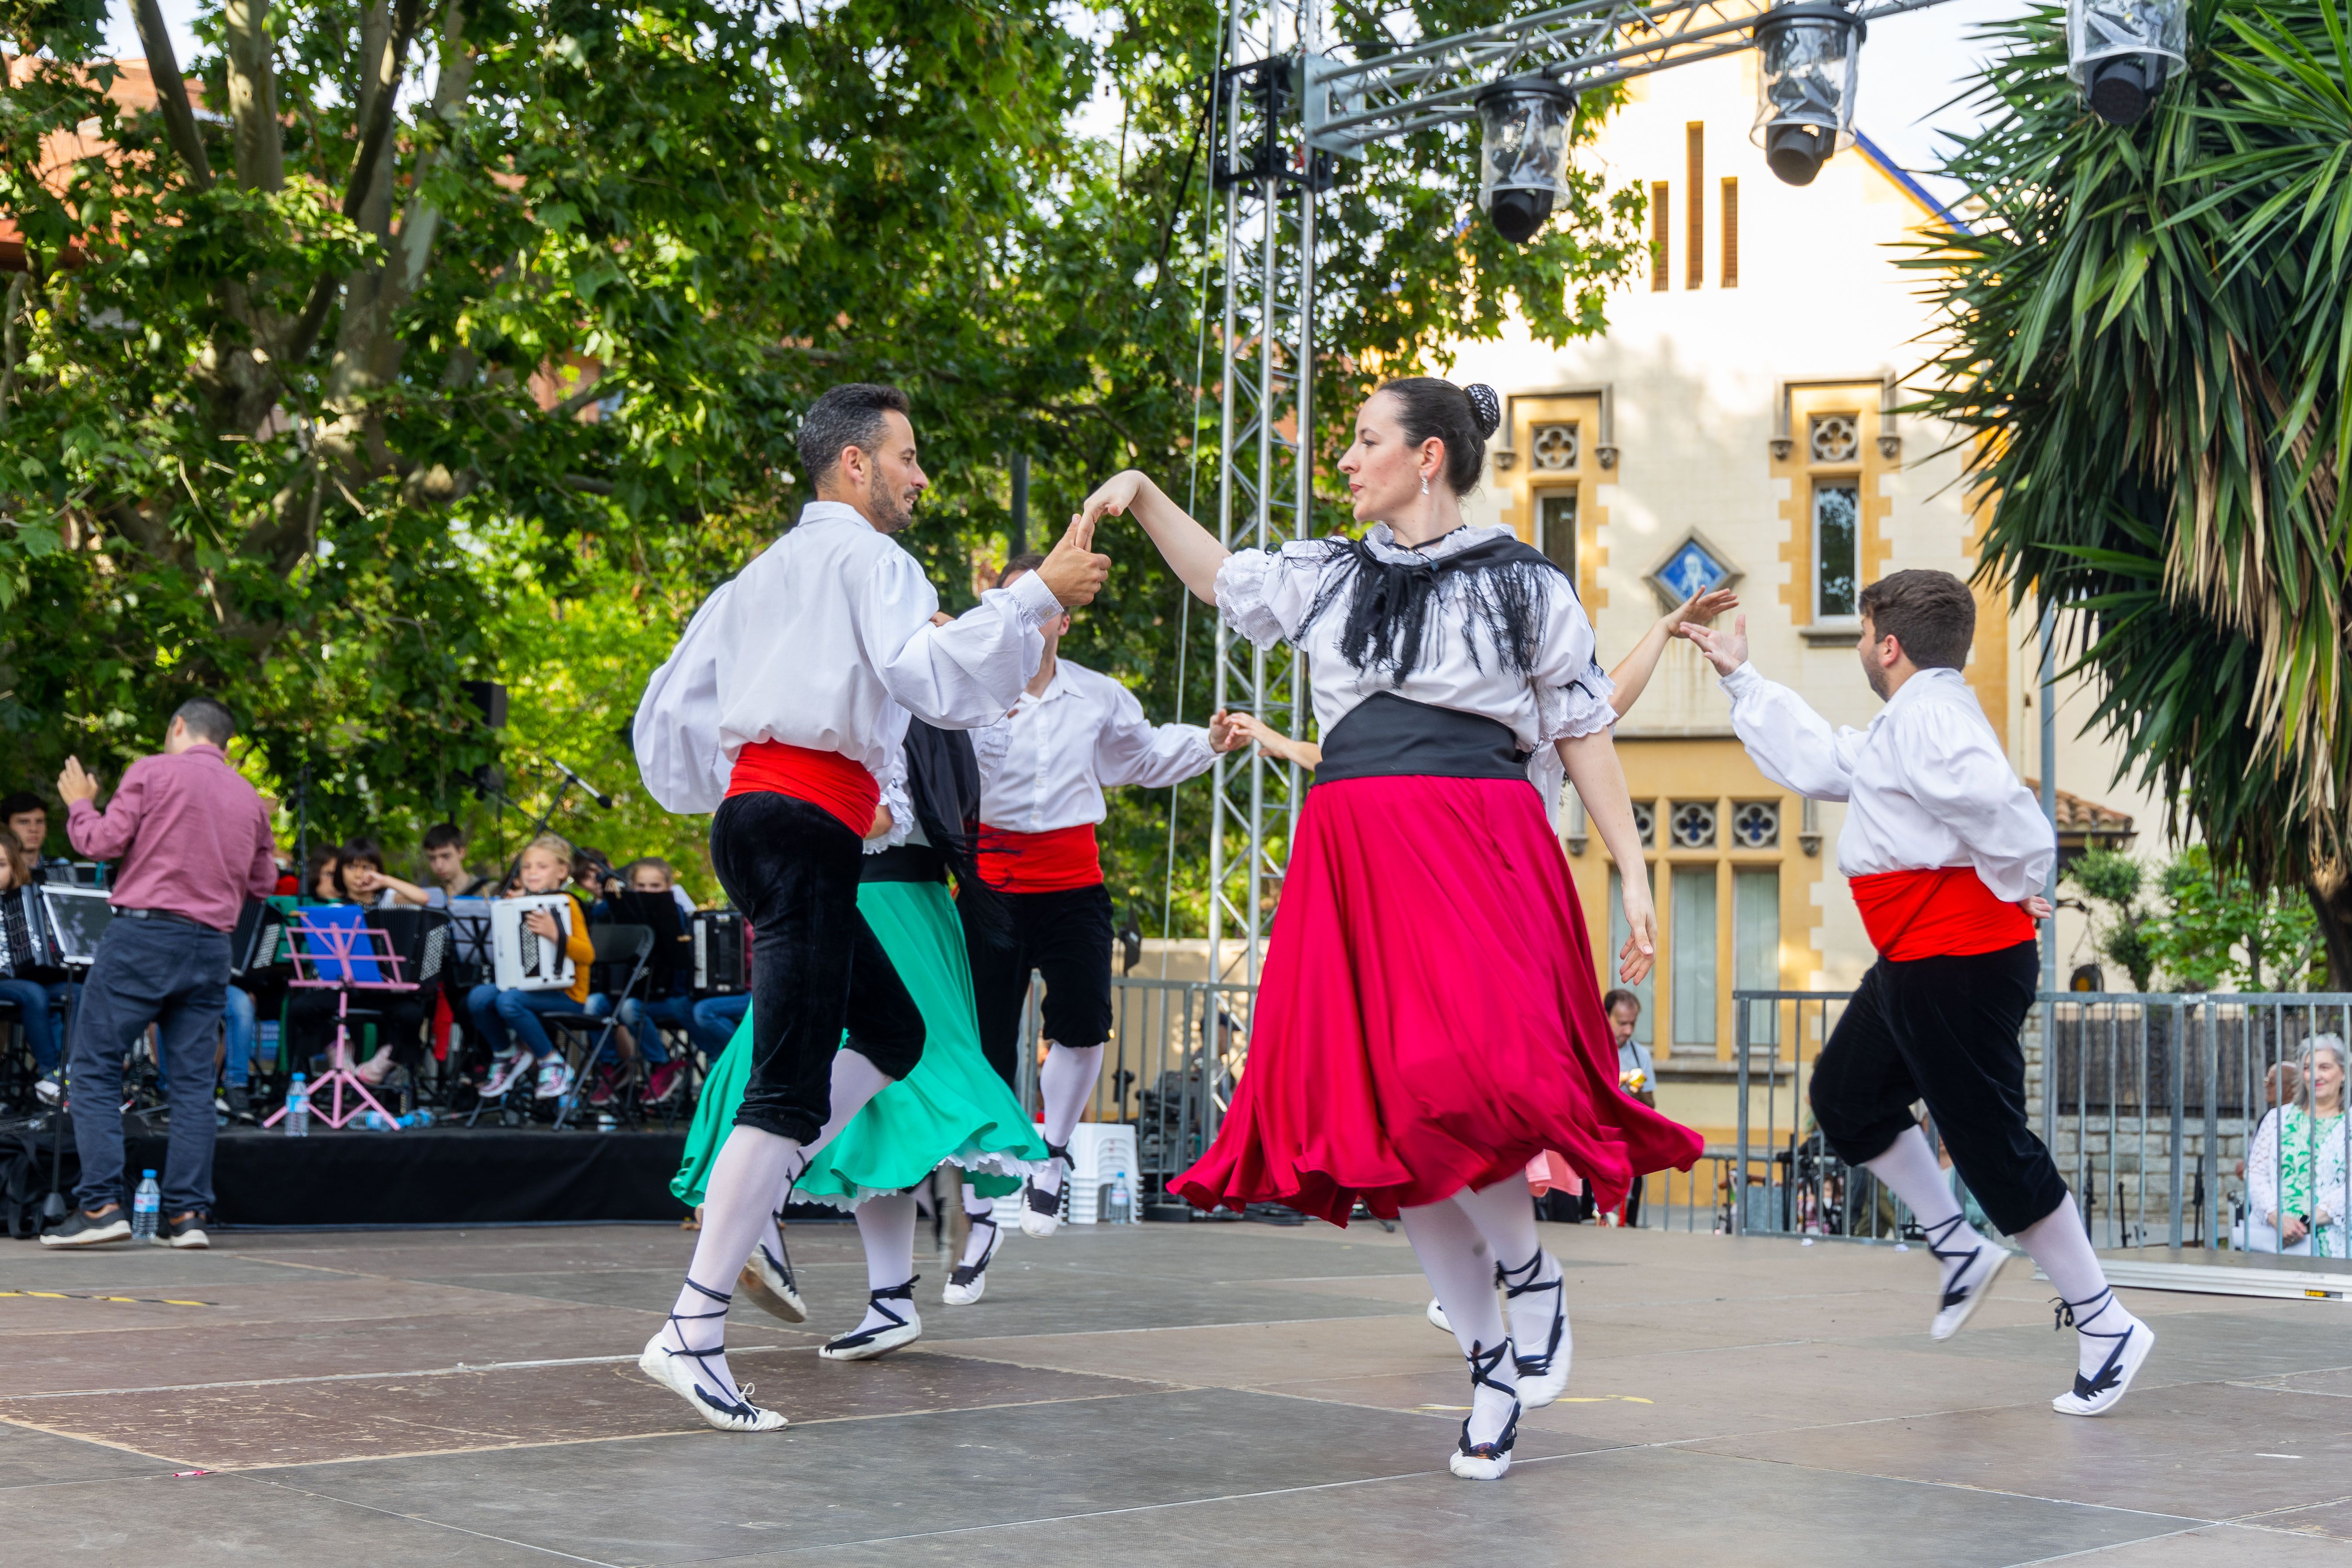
[1032,1042,1103,1199]
[764,1048,899,1223]
[959,1180,998,1268]
[1401,1197,1515,1447]
[848,1194,919,1337]
[664,1125,802,1403]
[2017,1193,2136,1377]
[1454,1178,1561,1366]
[1864,1124,1983,1295]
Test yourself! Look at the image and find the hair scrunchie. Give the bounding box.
[1464,383,1502,442]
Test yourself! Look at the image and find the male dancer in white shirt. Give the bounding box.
[1681,569,2152,1416]
[631,384,1109,1429]
[945,553,1244,1301]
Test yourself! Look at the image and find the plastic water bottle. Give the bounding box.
[1108,1169,1133,1225]
[406,1108,435,1129]
[131,1171,161,1241]
[286,1073,311,1137]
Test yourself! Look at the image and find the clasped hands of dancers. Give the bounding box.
[630,377,2151,1472]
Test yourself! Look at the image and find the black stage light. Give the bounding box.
[1476,76,1578,246]
[2067,0,2185,127]
[1752,2,1863,189]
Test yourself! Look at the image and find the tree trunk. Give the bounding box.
[2309,861,2352,992]
[223,0,285,193]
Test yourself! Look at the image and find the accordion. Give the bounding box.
[491,894,576,992]
[0,886,55,977]
[691,909,748,996]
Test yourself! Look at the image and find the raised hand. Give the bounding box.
[56,756,99,806]
[1036,513,1112,609]
[1662,586,1739,631]
[1076,470,1148,532]
[1618,877,1657,985]
[1676,612,1749,676]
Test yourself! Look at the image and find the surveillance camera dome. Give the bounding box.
[2085,55,2157,126]
[1765,123,1832,187]
[1489,187,1555,245]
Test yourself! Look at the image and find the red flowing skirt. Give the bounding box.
[1172,775,1703,1226]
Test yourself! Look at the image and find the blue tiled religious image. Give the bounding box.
[1656,538,1730,600]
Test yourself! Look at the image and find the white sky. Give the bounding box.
[109,0,2020,201]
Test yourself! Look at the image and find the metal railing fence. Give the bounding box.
[1722,988,2352,1256]
[2041,993,2352,1255]
[1018,976,1259,1197]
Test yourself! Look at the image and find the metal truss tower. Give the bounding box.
[1199,0,1959,981]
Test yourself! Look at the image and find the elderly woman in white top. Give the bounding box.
[2244,1034,2350,1258]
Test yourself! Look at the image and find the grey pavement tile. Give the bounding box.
[0,1348,1162,1470]
[264,1387,1593,1565]
[0,1418,167,1491]
[2250,1497,2352,1543]
[1691,1379,2352,1522]
[1908,1306,2352,1386]
[2043,1523,2352,1564]
[666,1445,2200,1568]
[0,1472,584,1565]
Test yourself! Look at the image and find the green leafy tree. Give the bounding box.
[0,0,1641,926]
[2065,845,2322,992]
[1910,0,2352,986]
[2064,847,2160,991]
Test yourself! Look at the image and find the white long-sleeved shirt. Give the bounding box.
[978,658,1216,834]
[634,502,1061,813]
[1719,662,2054,901]
[1217,523,1615,813]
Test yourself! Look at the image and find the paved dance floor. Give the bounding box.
[1,1218,2346,1565]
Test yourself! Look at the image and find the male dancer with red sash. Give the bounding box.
[631,385,1108,1429]
[1682,569,2153,1416]
[945,554,1242,1301]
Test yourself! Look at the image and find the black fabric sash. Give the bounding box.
[1313,691,1533,786]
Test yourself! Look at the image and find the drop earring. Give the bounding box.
[1420,473,1429,495]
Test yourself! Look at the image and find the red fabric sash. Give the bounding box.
[726,741,880,837]
[1850,866,2035,961]
[976,823,1103,893]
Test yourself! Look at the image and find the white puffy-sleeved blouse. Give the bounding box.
[1215,523,1615,801]
[1719,663,2054,901]
[633,502,1060,815]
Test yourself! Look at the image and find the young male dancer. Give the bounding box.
[948,555,1242,1296]
[1680,569,2153,1416]
[631,384,1107,1431]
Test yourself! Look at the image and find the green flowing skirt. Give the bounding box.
[669,878,1042,1211]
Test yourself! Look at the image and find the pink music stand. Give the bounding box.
[262,919,413,1131]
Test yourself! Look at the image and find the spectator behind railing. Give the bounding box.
[2245,1037,2348,1258]
[466,833,596,1103]
[0,833,73,1105]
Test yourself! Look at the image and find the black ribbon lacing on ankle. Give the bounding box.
[662,1279,761,1418]
[1457,1339,1522,1461]
[1497,1250,1565,1377]
[1924,1213,1984,1311]
[2052,1287,2132,1400]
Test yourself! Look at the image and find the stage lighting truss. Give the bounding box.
[1197,0,1976,984]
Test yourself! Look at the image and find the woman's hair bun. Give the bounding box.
[1464,383,1502,442]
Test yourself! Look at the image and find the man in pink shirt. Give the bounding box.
[41,698,278,1251]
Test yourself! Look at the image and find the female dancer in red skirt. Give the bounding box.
[1077,377,1701,1481]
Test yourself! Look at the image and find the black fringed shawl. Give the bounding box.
[1299,532,1580,686]
[900,718,1010,937]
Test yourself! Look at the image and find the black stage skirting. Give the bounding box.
[121,1127,697,1227]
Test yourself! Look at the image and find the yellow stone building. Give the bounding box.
[1447,51,2160,1154]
